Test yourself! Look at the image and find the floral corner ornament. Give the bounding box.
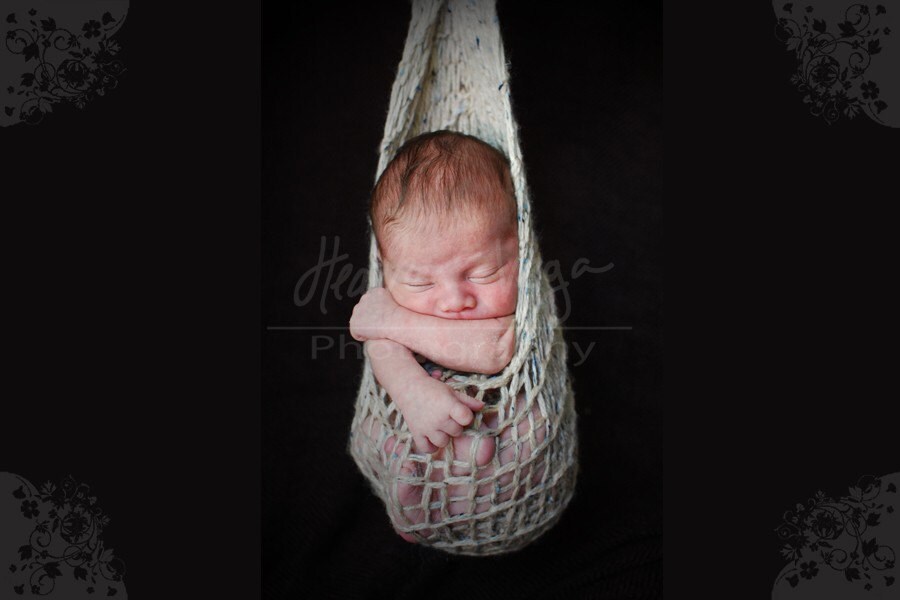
[772,473,898,599]
[1,3,129,127]
[1,473,127,597]
[773,2,896,126]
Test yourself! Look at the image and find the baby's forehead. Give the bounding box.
[385,224,515,268]
[393,203,510,233]
[390,216,512,249]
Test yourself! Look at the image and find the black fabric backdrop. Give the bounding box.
[262,2,662,598]
[5,1,900,598]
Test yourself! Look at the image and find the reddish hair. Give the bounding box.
[369,130,517,257]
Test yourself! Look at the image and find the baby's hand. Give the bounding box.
[395,375,485,455]
[349,287,400,342]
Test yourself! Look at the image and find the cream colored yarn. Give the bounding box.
[348,0,578,556]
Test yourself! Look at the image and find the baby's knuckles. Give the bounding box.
[349,303,366,341]
[349,287,399,341]
[399,378,468,448]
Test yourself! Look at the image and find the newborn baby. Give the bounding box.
[350,130,546,542]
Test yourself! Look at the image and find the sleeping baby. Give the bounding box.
[350,130,546,542]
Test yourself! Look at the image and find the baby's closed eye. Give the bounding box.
[468,267,503,284]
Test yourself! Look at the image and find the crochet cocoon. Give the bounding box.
[348,0,579,556]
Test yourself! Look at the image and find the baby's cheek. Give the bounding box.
[392,290,431,315]
[494,280,518,314]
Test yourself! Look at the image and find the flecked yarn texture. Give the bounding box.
[348,0,579,556]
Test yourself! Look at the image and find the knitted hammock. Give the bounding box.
[348,0,578,556]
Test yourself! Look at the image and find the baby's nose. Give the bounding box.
[439,287,476,313]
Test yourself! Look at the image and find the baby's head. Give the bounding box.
[370,130,519,320]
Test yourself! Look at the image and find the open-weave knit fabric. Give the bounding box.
[348,0,578,556]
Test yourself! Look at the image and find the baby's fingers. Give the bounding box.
[427,430,450,449]
[441,419,464,438]
[454,390,485,413]
[413,435,438,455]
[449,403,474,428]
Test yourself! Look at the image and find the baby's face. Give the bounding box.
[380,214,518,320]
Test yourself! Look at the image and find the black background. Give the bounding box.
[665,1,900,596]
[2,3,260,598]
[2,1,897,598]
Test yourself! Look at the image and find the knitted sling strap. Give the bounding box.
[348,0,578,556]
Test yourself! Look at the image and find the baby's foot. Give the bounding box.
[439,382,496,468]
[495,391,548,502]
[354,415,430,543]
[383,435,440,543]
[446,429,495,468]
[383,419,497,536]
[355,390,548,542]
[452,391,547,512]
[430,391,549,518]
[440,429,496,517]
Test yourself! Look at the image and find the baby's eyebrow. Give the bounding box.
[398,254,509,278]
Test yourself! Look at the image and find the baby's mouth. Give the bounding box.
[437,310,490,320]
[436,310,475,320]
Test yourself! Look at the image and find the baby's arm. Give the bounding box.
[351,288,516,374]
[364,339,486,453]
[389,312,515,374]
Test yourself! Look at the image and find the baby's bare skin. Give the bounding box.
[361,337,487,455]
[350,215,518,452]
[350,213,530,542]
[351,288,515,374]
[351,290,515,453]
